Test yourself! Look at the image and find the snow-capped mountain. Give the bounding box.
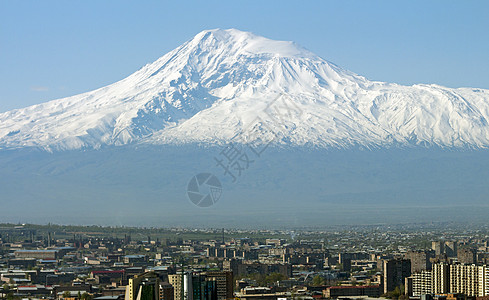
[1,28,489,151]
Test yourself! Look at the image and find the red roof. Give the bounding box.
[329,285,380,290]
[92,270,125,274]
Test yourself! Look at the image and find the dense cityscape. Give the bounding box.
[1,223,489,300]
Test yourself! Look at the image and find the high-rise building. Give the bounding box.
[458,248,477,265]
[191,274,216,300]
[169,274,184,300]
[339,253,353,272]
[444,241,458,257]
[169,272,227,300]
[478,265,489,296]
[383,259,411,294]
[432,241,445,256]
[205,271,233,300]
[409,263,489,297]
[160,282,174,300]
[405,251,434,273]
[432,262,449,294]
[125,271,162,300]
[406,270,432,297]
[449,264,479,296]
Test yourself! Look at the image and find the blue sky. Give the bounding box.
[1,0,488,112]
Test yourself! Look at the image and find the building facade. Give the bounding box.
[383,259,411,294]
[407,270,432,297]
[125,271,162,300]
[432,262,449,294]
[405,250,434,273]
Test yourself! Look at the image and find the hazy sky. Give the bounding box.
[1,0,488,112]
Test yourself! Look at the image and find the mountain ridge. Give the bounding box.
[1,28,489,151]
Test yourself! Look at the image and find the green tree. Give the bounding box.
[6,292,20,300]
[312,275,325,286]
[266,273,286,284]
[381,286,404,300]
[392,286,401,298]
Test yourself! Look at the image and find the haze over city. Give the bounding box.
[1,1,489,227]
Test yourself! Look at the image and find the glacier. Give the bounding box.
[1,28,489,151]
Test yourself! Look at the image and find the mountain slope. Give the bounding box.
[1,28,489,151]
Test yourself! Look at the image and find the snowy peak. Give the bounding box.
[1,29,489,151]
[188,29,316,59]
